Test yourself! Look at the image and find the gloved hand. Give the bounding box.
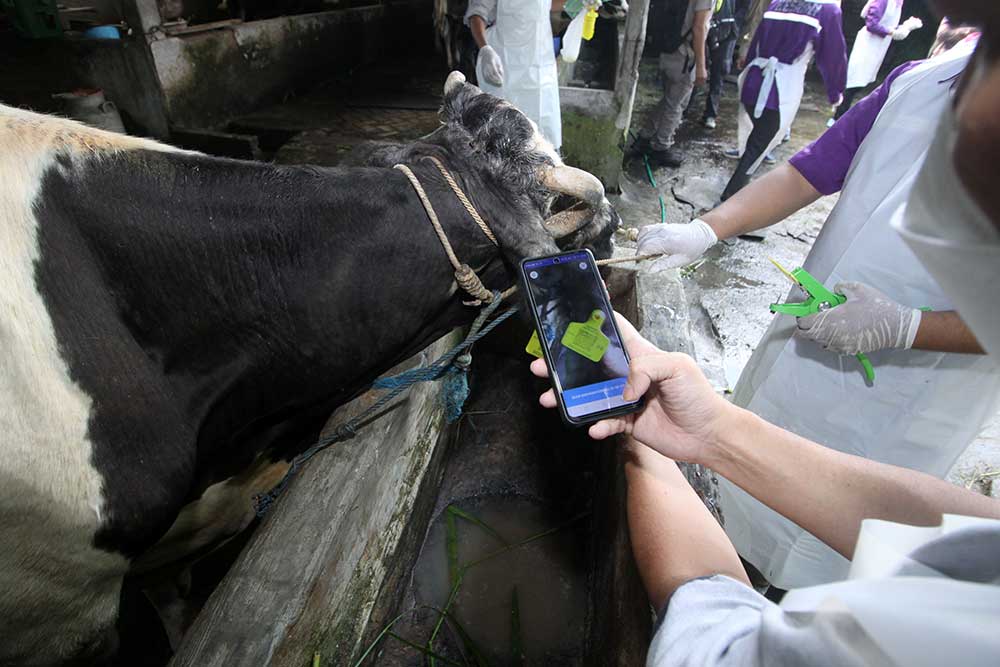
[892,16,923,40]
[636,219,718,271]
[477,45,504,86]
[796,282,923,355]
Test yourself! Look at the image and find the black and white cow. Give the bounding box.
[0,72,619,665]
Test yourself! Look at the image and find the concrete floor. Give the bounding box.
[613,61,1000,499]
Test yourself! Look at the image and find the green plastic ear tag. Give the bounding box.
[525,330,544,358]
[561,310,610,363]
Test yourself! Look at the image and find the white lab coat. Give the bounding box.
[476,0,562,149]
[846,0,902,89]
[720,40,1000,589]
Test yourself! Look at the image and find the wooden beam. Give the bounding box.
[171,331,460,666]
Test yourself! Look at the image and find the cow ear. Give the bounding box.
[441,71,482,124]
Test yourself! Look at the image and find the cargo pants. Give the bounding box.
[639,47,696,151]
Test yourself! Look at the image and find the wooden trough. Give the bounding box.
[172,260,664,665]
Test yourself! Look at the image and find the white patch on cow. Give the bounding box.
[524,117,563,166]
[0,104,183,663]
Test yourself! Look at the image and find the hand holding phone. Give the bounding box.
[529,311,736,461]
[521,249,642,426]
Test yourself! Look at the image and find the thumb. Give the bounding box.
[622,353,678,401]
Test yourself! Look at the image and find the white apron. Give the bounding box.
[736,45,812,175]
[477,0,562,149]
[719,40,1000,589]
[846,0,902,89]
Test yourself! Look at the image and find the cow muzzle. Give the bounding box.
[539,165,607,238]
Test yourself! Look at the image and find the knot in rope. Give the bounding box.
[455,263,493,305]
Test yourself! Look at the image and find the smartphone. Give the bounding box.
[520,249,642,426]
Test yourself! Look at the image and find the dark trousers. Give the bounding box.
[833,87,862,120]
[704,36,737,120]
[722,105,780,200]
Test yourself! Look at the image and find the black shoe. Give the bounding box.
[646,147,683,168]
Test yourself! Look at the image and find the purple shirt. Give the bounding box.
[740,0,847,110]
[864,0,903,38]
[789,60,920,195]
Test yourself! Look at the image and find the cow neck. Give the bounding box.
[393,157,499,306]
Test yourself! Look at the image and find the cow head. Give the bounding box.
[367,72,620,271]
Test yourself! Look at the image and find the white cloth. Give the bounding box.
[736,44,813,175]
[473,0,562,149]
[647,517,1000,667]
[845,0,902,89]
[893,55,1000,356]
[720,40,1000,589]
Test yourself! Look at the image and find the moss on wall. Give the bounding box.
[560,110,623,191]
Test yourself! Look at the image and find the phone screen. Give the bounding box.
[522,250,639,422]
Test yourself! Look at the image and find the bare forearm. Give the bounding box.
[703,409,1000,559]
[692,11,710,74]
[701,164,822,240]
[470,15,488,48]
[913,310,986,354]
[625,439,748,610]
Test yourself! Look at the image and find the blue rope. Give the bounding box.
[253,293,518,516]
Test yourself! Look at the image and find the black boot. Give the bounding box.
[646,147,683,168]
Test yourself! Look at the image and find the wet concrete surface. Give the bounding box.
[613,60,999,491]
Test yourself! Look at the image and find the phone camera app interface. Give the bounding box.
[524,252,632,419]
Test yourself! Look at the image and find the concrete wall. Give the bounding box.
[148,0,431,130]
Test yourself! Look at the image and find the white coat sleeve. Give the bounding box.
[464,0,498,27]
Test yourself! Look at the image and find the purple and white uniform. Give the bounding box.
[846,0,905,88]
[741,0,847,113]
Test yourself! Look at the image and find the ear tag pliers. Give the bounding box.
[768,259,876,384]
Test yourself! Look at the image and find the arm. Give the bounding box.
[703,406,1000,560]
[692,8,712,86]
[816,6,848,104]
[701,164,821,240]
[864,0,893,37]
[737,0,766,63]
[912,310,986,354]
[470,14,488,48]
[559,322,1000,562]
[626,439,749,609]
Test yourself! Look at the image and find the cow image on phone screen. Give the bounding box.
[523,251,633,421]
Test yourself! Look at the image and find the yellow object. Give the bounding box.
[313,652,321,667]
[526,330,544,358]
[769,257,800,286]
[561,310,610,362]
[582,8,598,40]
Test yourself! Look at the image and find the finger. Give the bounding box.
[530,357,549,378]
[650,254,689,272]
[539,389,557,408]
[589,416,629,439]
[613,312,660,357]
[796,311,818,331]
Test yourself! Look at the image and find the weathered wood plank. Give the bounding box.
[171,331,460,667]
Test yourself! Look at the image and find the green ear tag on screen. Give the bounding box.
[525,330,544,358]
[561,310,610,363]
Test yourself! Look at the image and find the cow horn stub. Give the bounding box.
[538,165,605,208]
[444,71,467,96]
[544,203,594,238]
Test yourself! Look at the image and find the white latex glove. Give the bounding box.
[636,219,718,271]
[796,282,922,355]
[892,16,923,40]
[477,45,504,86]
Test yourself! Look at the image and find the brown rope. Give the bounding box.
[394,163,495,305]
[424,156,499,247]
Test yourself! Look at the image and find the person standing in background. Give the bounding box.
[832,0,923,121]
[466,0,563,149]
[721,0,846,201]
[632,0,714,168]
[702,0,749,129]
